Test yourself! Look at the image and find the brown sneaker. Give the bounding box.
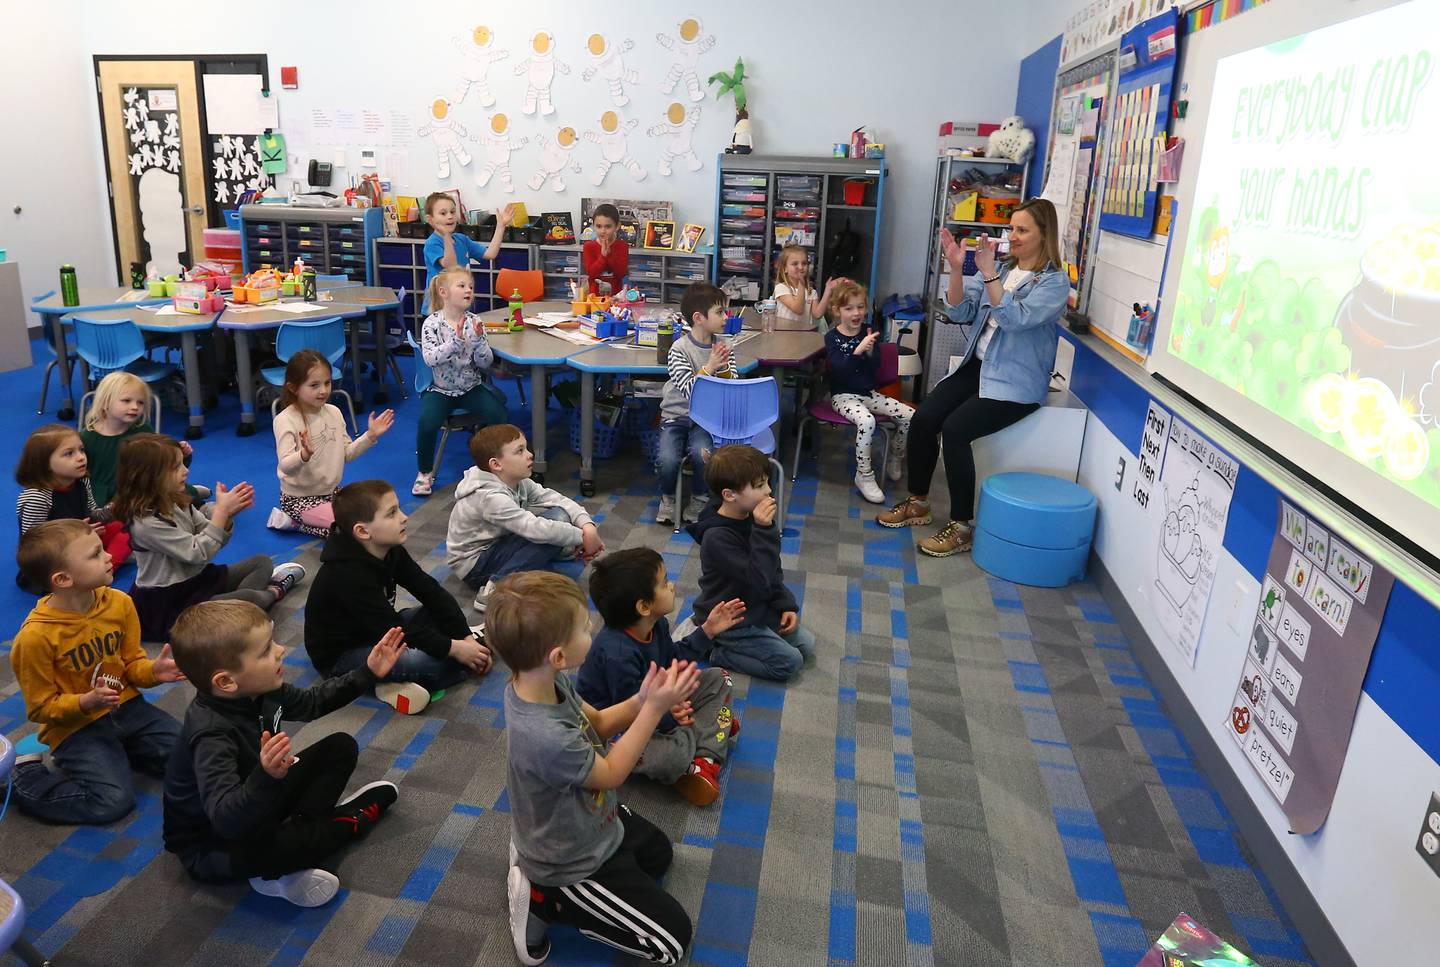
[917,521,973,557]
[877,496,932,528]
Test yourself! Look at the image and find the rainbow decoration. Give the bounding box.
[1185,0,1273,33]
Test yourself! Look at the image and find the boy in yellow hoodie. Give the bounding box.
[10,518,185,824]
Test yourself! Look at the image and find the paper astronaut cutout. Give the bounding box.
[656,18,716,102]
[418,97,472,180]
[585,111,646,186]
[647,102,702,176]
[513,30,571,116]
[453,25,509,107]
[473,113,529,193]
[529,127,583,192]
[582,34,639,107]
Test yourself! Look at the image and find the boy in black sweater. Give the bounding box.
[685,445,817,682]
[163,600,406,907]
[578,548,745,805]
[304,480,489,715]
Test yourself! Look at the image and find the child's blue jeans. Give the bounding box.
[710,622,816,682]
[462,508,576,589]
[12,696,180,825]
[657,418,713,496]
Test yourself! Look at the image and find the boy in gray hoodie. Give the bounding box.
[446,425,604,610]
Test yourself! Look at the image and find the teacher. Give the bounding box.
[878,197,1070,557]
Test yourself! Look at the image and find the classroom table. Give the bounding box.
[566,334,759,498]
[31,287,167,419]
[59,306,218,438]
[743,329,827,445]
[328,285,404,406]
[476,301,600,484]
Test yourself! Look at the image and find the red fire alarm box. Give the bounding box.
[281,66,298,89]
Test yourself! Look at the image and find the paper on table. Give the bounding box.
[547,328,604,346]
[529,313,576,328]
[118,289,150,302]
[272,301,325,313]
[148,303,184,315]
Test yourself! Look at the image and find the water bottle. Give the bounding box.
[129,261,146,289]
[60,264,79,307]
[508,288,525,330]
[656,317,674,364]
[301,268,317,302]
[758,298,777,334]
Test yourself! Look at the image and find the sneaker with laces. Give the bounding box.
[918,521,973,558]
[656,494,677,525]
[508,864,551,965]
[250,868,340,907]
[473,579,496,613]
[674,756,722,806]
[266,507,299,531]
[269,563,306,598]
[876,496,932,528]
[885,453,905,483]
[333,780,398,837]
[376,681,430,715]
[412,471,436,497]
[854,471,885,504]
[683,494,710,522]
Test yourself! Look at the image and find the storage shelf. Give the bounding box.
[942,154,1024,165]
[946,219,1011,229]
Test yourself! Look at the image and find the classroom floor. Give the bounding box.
[0,337,1314,966]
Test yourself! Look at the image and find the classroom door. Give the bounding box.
[96,59,210,280]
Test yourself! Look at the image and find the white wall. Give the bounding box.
[0,0,1042,312]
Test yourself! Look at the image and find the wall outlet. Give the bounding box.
[1416,791,1440,878]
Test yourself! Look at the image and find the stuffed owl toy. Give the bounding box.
[986,116,1035,163]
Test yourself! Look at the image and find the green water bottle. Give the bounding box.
[302,268,317,302]
[508,289,524,330]
[60,264,79,307]
[656,317,674,364]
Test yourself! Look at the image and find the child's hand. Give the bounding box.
[752,496,778,528]
[646,660,701,712]
[84,517,105,535]
[366,626,408,678]
[705,341,730,373]
[366,409,395,441]
[450,636,492,675]
[152,643,187,683]
[701,598,747,638]
[298,430,314,463]
[778,611,799,635]
[670,700,695,727]
[214,482,254,516]
[259,730,294,779]
[471,313,486,338]
[79,685,121,712]
[580,523,605,562]
[856,330,879,356]
[498,202,517,230]
[179,440,194,458]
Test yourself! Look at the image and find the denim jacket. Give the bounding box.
[941,263,1069,405]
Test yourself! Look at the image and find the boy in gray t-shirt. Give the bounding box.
[489,571,699,966]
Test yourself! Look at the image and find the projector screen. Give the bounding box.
[1151,0,1440,559]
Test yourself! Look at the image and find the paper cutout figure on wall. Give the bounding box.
[418,97,472,179]
[585,111,646,185]
[529,127,583,192]
[453,26,509,107]
[138,167,185,278]
[582,34,639,107]
[473,113,529,193]
[513,31,571,116]
[657,18,716,102]
[647,103,702,176]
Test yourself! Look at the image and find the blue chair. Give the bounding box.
[34,294,80,416]
[70,315,177,434]
[261,317,359,433]
[0,735,53,965]
[356,286,408,400]
[315,273,355,287]
[680,375,786,533]
[407,331,503,467]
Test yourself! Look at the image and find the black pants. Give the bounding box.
[181,731,360,882]
[531,805,692,964]
[908,357,1039,521]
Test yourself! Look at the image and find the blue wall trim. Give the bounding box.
[1064,331,1440,767]
[1016,34,1063,198]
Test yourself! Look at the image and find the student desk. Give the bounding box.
[566,336,759,498]
[327,285,403,406]
[475,301,597,485]
[31,287,166,419]
[59,306,218,438]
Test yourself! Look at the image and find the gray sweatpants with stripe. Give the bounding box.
[633,667,735,784]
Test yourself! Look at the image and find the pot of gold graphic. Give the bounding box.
[1335,226,1440,397]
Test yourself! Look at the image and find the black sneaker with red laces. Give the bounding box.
[333,780,399,837]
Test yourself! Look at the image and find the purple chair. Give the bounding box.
[790,342,904,481]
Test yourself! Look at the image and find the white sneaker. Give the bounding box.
[250,868,340,907]
[375,681,430,715]
[267,507,299,531]
[412,471,435,497]
[855,472,886,504]
[885,453,905,483]
[269,563,306,597]
[508,863,550,965]
[656,494,677,525]
[473,579,496,613]
[683,494,709,522]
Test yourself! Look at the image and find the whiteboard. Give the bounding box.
[1148,0,1440,560]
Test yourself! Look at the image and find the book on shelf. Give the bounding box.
[541,212,576,244]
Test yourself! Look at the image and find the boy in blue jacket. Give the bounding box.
[577,547,745,806]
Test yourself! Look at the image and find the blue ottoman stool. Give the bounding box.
[972,472,1096,587]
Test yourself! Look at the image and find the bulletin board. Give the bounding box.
[1098,7,1179,238]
